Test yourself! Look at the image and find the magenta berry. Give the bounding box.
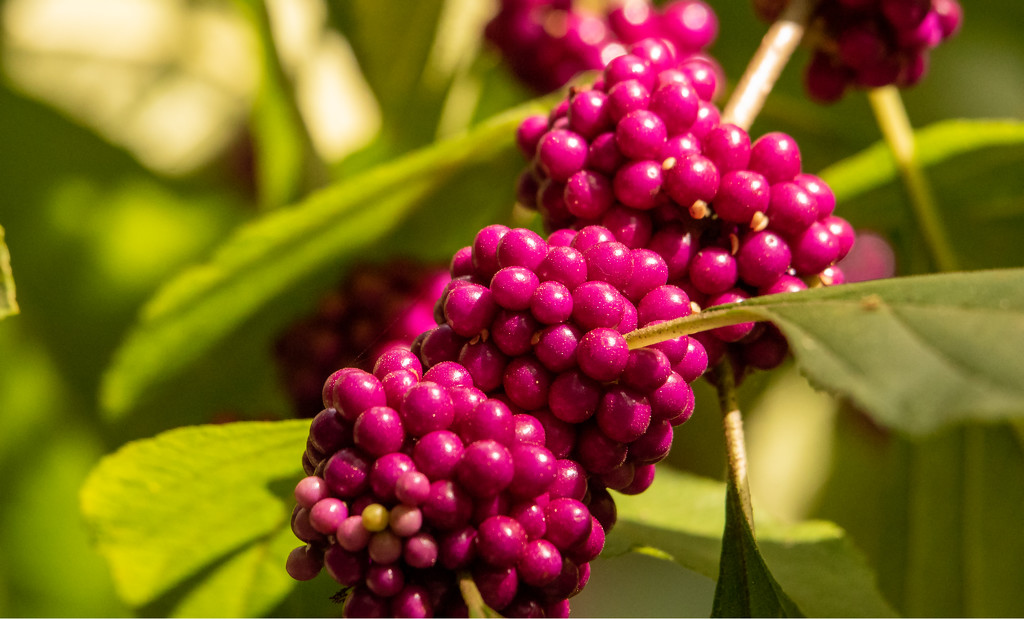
[576,328,630,382]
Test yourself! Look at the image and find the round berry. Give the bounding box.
[703,123,751,173]
[584,241,634,288]
[323,368,386,422]
[544,498,593,550]
[324,448,371,498]
[458,339,509,393]
[714,169,770,225]
[548,369,602,424]
[564,170,614,219]
[737,230,792,288]
[649,80,699,135]
[461,398,515,445]
[400,381,454,436]
[413,430,464,480]
[689,247,738,295]
[477,515,528,568]
[663,152,719,212]
[503,356,554,411]
[572,281,625,330]
[353,405,405,456]
[457,439,515,497]
[638,284,692,326]
[369,452,416,503]
[422,479,473,530]
[613,159,663,210]
[537,245,588,290]
[533,323,583,374]
[616,109,667,160]
[790,221,841,273]
[576,328,630,381]
[596,385,652,443]
[530,280,573,325]
[749,132,801,183]
[473,224,511,279]
[498,228,549,271]
[536,129,589,182]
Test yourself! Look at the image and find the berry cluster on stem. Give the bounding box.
[485,0,720,94]
[765,0,965,102]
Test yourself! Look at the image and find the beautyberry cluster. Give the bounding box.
[274,261,449,415]
[515,36,855,371]
[760,0,963,102]
[287,354,607,617]
[485,0,720,94]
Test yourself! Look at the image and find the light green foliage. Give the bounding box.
[80,420,310,616]
[607,467,896,617]
[100,102,542,420]
[0,225,16,320]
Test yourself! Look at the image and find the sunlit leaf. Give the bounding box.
[0,225,17,320]
[627,268,1024,435]
[605,467,896,617]
[80,420,309,616]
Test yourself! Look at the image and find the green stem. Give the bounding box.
[867,86,959,273]
[721,0,816,131]
[459,571,498,618]
[712,358,756,532]
[625,307,766,350]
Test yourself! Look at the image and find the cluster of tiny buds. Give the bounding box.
[515,36,855,371]
[485,0,720,94]
[766,0,964,102]
[287,353,612,617]
[273,260,449,416]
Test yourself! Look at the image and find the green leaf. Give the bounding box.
[815,420,1024,617]
[79,420,309,616]
[712,483,804,617]
[605,467,897,617]
[628,268,1024,435]
[237,0,325,210]
[822,119,1024,204]
[327,0,450,151]
[821,119,1024,271]
[0,225,17,320]
[100,103,541,419]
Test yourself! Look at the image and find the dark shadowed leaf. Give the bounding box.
[711,483,804,617]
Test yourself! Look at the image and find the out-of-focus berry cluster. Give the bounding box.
[516,36,855,373]
[485,0,720,93]
[753,0,962,102]
[273,261,449,416]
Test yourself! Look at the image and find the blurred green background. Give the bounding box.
[1,0,1022,616]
